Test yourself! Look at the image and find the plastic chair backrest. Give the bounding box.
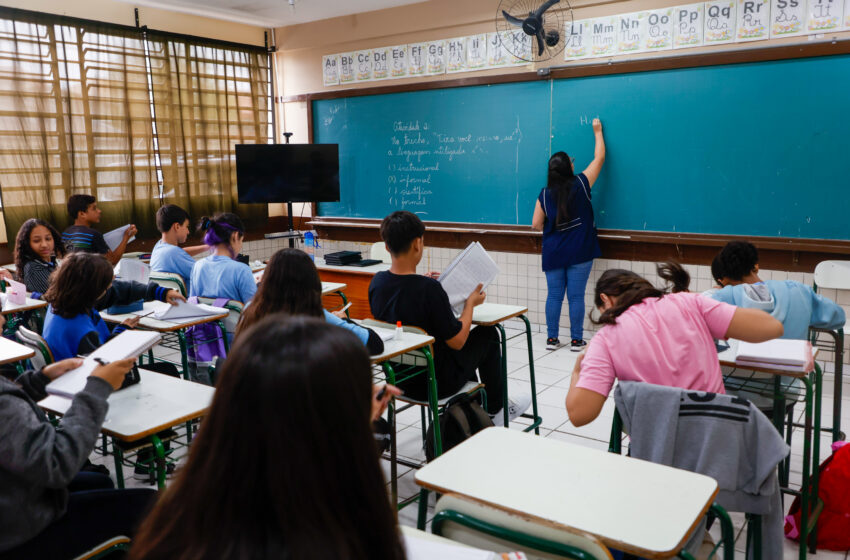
[195,297,243,334]
[813,261,850,291]
[370,241,392,264]
[434,493,613,560]
[149,272,188,297]
[15,326,53,369]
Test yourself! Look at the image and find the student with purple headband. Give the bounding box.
[189,213,256,305]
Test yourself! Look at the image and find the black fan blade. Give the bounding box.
[533,0,560,18]
[501,10,525,27]
[535,29,545,56]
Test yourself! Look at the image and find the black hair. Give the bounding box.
[67,194,96,220]
[43,252,114,318]
[592,261,691,325]
[710,254,725,285]
[715,241,759,282]
[156,204,191,233]
[546,151,577,225]
[380,211,425,255]
[14,218,66,279]
[198,213,245,257]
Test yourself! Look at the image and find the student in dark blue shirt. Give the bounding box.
[62,194,136,265]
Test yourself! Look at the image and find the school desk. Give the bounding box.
[472,303,541,433]
[0,335,35,365]
[415,428,718,559]
[315,257,390,319]
[99,301,229,381]
[39,369,215,489]
[717,343,822,559]
[0,293,47,315]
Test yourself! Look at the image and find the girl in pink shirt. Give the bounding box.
[566,262,784,426]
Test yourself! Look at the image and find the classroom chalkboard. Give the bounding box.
[314,54,850,239]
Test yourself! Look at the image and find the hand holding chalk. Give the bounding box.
[592,118,603,133]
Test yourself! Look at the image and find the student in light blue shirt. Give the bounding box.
[711,241,844,339]
[150,204,208,291]
[189,213,256,304]
[235,248,384,354]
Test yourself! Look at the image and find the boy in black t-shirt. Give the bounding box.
[368,211,530,425]
[62,194,136,265]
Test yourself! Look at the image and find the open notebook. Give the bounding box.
[733,339,814,372]
[45,330,162,398]
[439,242,500,315]
[152,300,226,321]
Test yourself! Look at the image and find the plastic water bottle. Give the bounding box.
[394,321,403,341]
[304,231,315,261]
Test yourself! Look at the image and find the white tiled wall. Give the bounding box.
[245,236,850,374]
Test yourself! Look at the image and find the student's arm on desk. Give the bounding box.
[565,352,607,427]
[445,284,486,351]
[582,118,606,187]
[724,307,783,342]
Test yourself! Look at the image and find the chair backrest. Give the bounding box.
[15,326,53,369]
[195,297,243,334]
[813,261,850,291]
[434,494,613,560]
[150,272,188,297]
[370,241,392,264]
[72,536,131,560]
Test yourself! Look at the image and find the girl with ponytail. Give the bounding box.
[189,212,256,305]
[565,261,785,427]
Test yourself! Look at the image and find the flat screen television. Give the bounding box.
[235,144,340,203]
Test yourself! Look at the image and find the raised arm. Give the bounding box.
[724,307,784,342]
[582,118,606,188]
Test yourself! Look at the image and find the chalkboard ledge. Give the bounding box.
[309,217,850,273]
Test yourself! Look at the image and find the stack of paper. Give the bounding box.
[734,339,814,372]
[438,242,499,314]
[46,330,162,398]
[152,300,225,321]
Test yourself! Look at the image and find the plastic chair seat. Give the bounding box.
[397,381,485,408]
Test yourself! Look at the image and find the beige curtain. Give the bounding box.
[150,36,270,229]
[0,9,160,238]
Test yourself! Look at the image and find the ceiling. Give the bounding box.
[117,0,429,28]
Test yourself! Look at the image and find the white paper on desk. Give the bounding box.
[103,225,135,252]
[152,300,224,321]
[114,258,150,285]
[438,242,499,314]
[46,330,162,398]
[376,329,396,342]
[735,339,811,366]
[5,278,26,304]
[403,533,503,560]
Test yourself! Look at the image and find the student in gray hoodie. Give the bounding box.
[0,349,156,558]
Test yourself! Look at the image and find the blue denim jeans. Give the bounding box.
[544,259,594,341]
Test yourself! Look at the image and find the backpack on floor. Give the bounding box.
[785,441,850,550]
[425,393,494,462]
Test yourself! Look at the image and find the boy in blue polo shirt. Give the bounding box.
[150,204,208,292]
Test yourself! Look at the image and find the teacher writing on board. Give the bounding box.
[532,118,606,352]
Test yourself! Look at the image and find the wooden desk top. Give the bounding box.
[38,369,215,442]
[472,302,528,326]
[0,336,35,365]
[99,301,229,332]
[415,428,718,559]
[0,294,48,315]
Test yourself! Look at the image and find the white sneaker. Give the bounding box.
[490,389,532,427]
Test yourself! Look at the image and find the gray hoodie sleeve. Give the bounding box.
[0,377,112,489]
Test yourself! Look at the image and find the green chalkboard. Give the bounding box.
[314,54,850,239]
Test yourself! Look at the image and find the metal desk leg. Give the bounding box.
[150,434,167,490]
[833,329,844,442]
[335,291,349,318]
[520,315,542,435]
[382,362,398,505]
[798,374,814,560]
[494,323,510,427]
[112,439,125,490]
[808,364,823,554]
[177,330,190,381]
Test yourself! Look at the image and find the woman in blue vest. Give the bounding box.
[532,118,606,351]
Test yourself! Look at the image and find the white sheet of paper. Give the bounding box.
[439,242,500,314]
[153,300,224,321]
[403,533,498,560]
[103,225,134,252]
[114,258,150,285]
[735,339,810,366]
[5,278,26,304]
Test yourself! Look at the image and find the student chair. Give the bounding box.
[149,271,188,297]
[811,260,850,442]
[433,493,613,560]
[370,241,392,264]
[15,326,53,371]
[72,536,131,560]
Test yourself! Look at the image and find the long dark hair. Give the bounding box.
[14,218,66,279]
[547,151,577,225]
[129,316,406,560]
[236,248,323,337]
[43,252,114,318]
[198,212,245,257]
[592,261,691,325]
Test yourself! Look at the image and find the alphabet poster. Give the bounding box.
[673,3,705,48]
[466,34,488,70]
[502,30,532,63]
[617,12,644,54]
[705,0,737,43]
[590,16,618,57]
[338,52,355,84]
[389,45,408,79]
[487,32,510,67]
[640,8,675,50]
[446,37,466,73]
[426,40,446,75]
[408,43,426,77]
[770,0,806,37]
[372,47,389,80]
[322,54,339,86]
[737,0,771,41]
[565,19,592,60]
[808,0,841,31]
[354,50,372,81]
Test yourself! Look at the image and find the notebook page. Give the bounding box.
[103,225,135,252]
[153,300,222,321]
[439,242,500,313]
[735,339,810,366]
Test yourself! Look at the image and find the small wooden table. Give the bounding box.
[0,336,35,365]
[415,428,718,559]
[39,369,215,489]
[315,258,389,319]
[472,303,541,432]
